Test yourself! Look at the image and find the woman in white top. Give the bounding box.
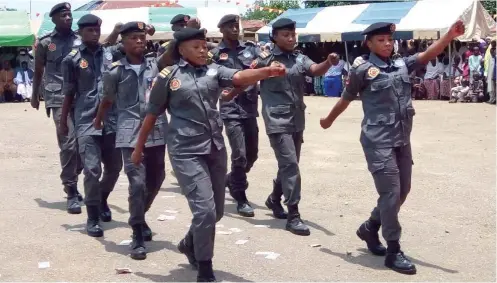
[423,55,443,100]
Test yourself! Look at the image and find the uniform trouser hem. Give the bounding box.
[268,131,303,207]
[78,134,122,207]
[170,146,227,261]
[224,118,259,195]
[49,107,83,190]
[122,146,166,226]
[364,145,413,242]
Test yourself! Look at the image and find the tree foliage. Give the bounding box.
[481,0,496,16]
[243,0,300,21]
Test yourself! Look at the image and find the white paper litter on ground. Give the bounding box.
[161,195,176,198]
[216,231,232,235]
[164,210,178,214]
[310,244,321,248]
[265,253,280,260]
[118,240,132,246]
[235,239,248,245]
[115,267,132,274]
[157,215,176,221]
[254,224,270,228]
[229,228,242,233]
[38,262,50,269]
[67,227,85,231]
[255,251,273,256]
[215,224,224,228]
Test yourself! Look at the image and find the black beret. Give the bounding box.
[361,22,396,36]
[170,14,190,25]
[173,27,206,45]
[272,18,296,30]
[49,2,71,17]
[120,21,146,35]
[217,14,239,28]
[77,14,102,28]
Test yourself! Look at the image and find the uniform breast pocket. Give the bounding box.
[370,79,392,92]
[47,48,63,64]
[400,75,412,97]
[366,113,396,126]
[206,81,219,102]
[116,78,138,109]
[78,67,96,93]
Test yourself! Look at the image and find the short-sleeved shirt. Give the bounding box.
[251,45,315,134]
[102,56,167,148]
[211,40,260,119]
[147,59,238,156]
[36,30,81,108]
[61,44,122,138]
[342,52,423,149]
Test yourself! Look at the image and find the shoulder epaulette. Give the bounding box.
[352,56,366,68]
[208,51,213,58]
[259,51,270,59]
[68,49,78,57]
[245,40,255,46]
[161,41,170,48]
[110,61,122,69]
[38,33,51,41]
[159,66,175,79]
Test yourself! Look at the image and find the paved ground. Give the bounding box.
[0,98,494,282]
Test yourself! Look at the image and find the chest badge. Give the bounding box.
[48,43,56,52]
[105,52,112,61]
[73,38,82,46]
[243,51,251,58]
[296,55,303,64]
[367,67,380,79]
[170,78,181,91]
[206,68,218,76]
[219,53,228,60]
[270,61,282,67]
[79,59,88,69]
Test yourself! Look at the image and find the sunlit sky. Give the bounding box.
[2,0,264,19]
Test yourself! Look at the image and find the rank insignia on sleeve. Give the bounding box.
[208,51,213,58]
[159,68,171,78]
[260,51,269,59]
[352,56,365,68]
[170,78,181,91]
[69,49,77,56]
[111,61,121,67]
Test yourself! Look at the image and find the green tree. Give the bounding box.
[481,0,496,16]
[243,0,300,21]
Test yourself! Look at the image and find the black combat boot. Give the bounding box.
[130,225,147,260]
[178,231,197,268]
[65,186,81,214]
[197,260,216,282]
[384,241,416,275]
[86,205,104,237]
[286,205,310,236]
[64,186,83,202]
[356,219,387,256]
[99,192,112,222]
[236,191,254,217]
[264,180,287,219]
[143,221,153,241]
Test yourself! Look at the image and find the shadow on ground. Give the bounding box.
[134,263,252,282]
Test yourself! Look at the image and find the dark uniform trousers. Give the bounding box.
[50,107,83,190]
[224,118,258,194]
[169,146,227,261]
[268,131,303,206]
[77,133,122,206]
[364,144,413,242]
[121,145,166,226]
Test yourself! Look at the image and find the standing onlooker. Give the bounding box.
[461,52,470,81]
[487,47,496,104]
[14,61,33,101]
[323,57,345,97]
[423,58,443,99]
[0,60,17,102]
[469,46,483,82]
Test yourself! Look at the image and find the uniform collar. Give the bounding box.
[272,45,297,57]
[51,28,75,38]
[79,43,103,53]
[178,58,208,71]
[218,39,244,50]
[369,52,391,69]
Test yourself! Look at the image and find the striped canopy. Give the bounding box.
[256,0,497,42]
[37,7,240,40]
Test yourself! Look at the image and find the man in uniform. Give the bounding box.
[251,18,338,236]
[320,21,465,274]
[210,14,260,217]
[31,2,83,214]
[94,21,167,260]
[60,14,123,238]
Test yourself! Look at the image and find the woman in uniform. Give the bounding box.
[320,21,465,275]
[131,27,285,282]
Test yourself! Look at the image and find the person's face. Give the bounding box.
[52,10,73,30]
[454,56,461,64]
[274,28,296,52]
[79,26,101,45]
[179,39,208,66]
[366,33,394,59]
[122,31,146,56]
[473,47,480,55]
[21,62,28,70]
[220,21,240,41]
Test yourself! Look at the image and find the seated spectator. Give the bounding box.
[14,61,33,102]
[469,46,483,82]
[449,80,470,103]
[0,60,17,103]
[470,73,485,102]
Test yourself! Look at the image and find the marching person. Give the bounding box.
[60,14,123,237]
[132,27,285,282]
[94,22,167,260]
[250,18,339,236]
[210,14,260,217]
[320,21,465,274]
[31,2,83,214]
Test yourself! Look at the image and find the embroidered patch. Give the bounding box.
[250,59,258,69]
[184,16,189,22]
[270,61,281,67]
[105,52,112,60]
[170,78,181,91]
[243,51,251,58]
[48,43,56,52]
[137,22,144,30]
[159,68,171,78]
[73,39,82,46]
[367,67,380,79]
[65,3,71,9]
[79,59,88,69]
[390,24,396,32]
[219,53,228,60]
[206,68,217,76]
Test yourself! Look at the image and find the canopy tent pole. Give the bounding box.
[344,41,350,74]
[448,41,452,100]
